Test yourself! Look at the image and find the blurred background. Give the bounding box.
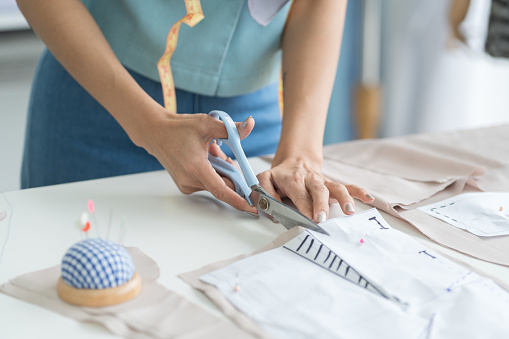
[1,0,509,192]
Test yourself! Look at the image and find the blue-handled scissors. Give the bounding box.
[208,110,329,236]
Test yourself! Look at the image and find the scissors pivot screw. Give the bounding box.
[259,197,270,211]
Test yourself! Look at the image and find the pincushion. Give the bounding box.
[57,238,141,307]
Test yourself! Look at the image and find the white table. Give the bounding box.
[1,158,508,338]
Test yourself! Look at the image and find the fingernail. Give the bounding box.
[246,211,259,218]
[317,211,326,223]
[212,139,217,144]
[366,193,375,200]
[241,116,252,129]
[345,202,355,213]
[226,157,232,162]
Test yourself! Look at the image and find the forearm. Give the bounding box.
[16,0,166,148]
[275,0,347,165]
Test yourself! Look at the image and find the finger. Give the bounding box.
[321,175,338,204]
[209,140,228,160]
[208,140,240,190]
[221,177,236,192]
[205,114,255,141]
[257,171,282,202]
[209,141,237,171]
[305,178,330,223]
[325,181,355,215]
[257,171,281,223]
[346,185,375,203]
[286,180,314,221]
[235,116,255,140]
[197,162,257,213]
[205,114,231,140]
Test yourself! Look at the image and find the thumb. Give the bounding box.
[236,116,255,140]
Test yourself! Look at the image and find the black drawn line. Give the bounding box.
[369,216,389,230]
[419,250,436,259]
[329,255,337,269]
[336,259,343,271]
[323,250,331,264]
[314,244,323,260]
[296,234,309,252]
[306,238,314,254]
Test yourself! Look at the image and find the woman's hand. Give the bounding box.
[140,111,258,214]
[260,0,362,223]
[257,154,375,223]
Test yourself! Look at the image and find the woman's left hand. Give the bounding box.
[257,155,375,223]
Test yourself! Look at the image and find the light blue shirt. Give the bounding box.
[82,0,291,97]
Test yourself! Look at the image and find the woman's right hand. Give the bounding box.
[139,110,258,214]
[17,0,257,214]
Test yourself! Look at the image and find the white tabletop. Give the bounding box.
[1,158,508,338]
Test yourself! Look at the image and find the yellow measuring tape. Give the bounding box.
[158,0,284,114]
[157,0,204,113]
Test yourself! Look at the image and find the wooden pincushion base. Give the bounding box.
[57,272,142,307]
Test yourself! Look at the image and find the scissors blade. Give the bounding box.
[250,186,330,236]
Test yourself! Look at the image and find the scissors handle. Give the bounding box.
[209,110,259,187]
[208,154,253,205]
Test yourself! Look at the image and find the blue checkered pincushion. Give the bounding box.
[61,238,135,289]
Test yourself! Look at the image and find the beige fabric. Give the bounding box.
[0,247,253,339]
[319,124,509,265]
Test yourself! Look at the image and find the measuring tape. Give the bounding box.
[158,0,284,114]
[284,231,405,305]
[157,0,204,113]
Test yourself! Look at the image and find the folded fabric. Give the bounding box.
[0,247,253,339]
[318,124,509,265]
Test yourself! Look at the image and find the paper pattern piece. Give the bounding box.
[199,209,509,339]
[1,247,253,339]
[418,192,509,237]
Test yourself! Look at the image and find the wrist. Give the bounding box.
[118,102,176,152]
[272,146,323,169]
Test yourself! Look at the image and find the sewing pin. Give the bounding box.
[360,238,365,244]
[106,207,113,241]
[117,216,127,245]
[80,212,90,239]
[88,199,101,238]
[234,271,241,292]
[500,206,504,212]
